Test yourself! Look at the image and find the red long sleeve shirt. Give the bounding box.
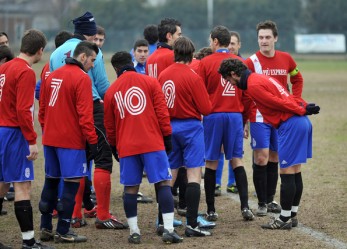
[104,71,172,158]
[158,63,212,120]
[0,58,37,144]
[39,63,97,149]
[146,47,174,79]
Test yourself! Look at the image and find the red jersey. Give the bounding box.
[40,62,50,81]
[246,73,306,128]
[245,50,304,123]
[0,58,37,145]
[198,52,245,113]
[158,63,212,120]
[39,62,97,149]
[188,58,200,72]
[104,71,172,158]
[146,47,174,78]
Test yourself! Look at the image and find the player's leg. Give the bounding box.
[215,152,224,196]
[0,182,10,215]
[226,160,238,193]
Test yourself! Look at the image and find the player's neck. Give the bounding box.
[17,53,34,66]
[260,49,275,58]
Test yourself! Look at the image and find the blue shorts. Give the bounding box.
[278,116,312,168]
[119,150,172,186]
[250,122,278,151]
[203,113,243,160]
[169,119,205,169]
[44,146,88,178]
[0,127,34,183]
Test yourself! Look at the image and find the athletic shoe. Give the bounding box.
[71,218,87,228]
[241,208,255,221]
[84,206,97,218]
[256,204,267,217]
[128,233,141,244]
[291,217,298,227]
[267,201,281,213]
[0,209,7,215]
[156,225,165,236]
[261,217,292,230]
[0,242,12,249]
[205,211,218,221]
[226,184,238,194]
[177,207,187,216]
[40,228,54,242]
[95,216,128,229]
[137,192,153,204]
[197,215,216,229]
[214,185,221,197]
[4,191,14,201]
[22,241,54,249]
[156,218,183,228]
[54,229,87,243]
[162,229,183,244]
[185,225,212,237]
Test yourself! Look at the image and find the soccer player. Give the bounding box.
[38,41,99,243]
[133,39,149,74]
[104,51,183,244]
[0,32,9,46]
[218,58,319,229]
[93,25,106,48]
[49,11,127,229]
[244,20,304,216]
[0,45,14,65]
[198,25,254,221]
[0,29,51,249]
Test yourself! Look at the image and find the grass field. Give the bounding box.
[0,55,346,249]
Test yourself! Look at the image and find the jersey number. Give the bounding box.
[147,63,157,78]
[0,74,5,101]
[162,80,175,108]
[114,87,146,119]
[49,78,63,107]
[220,76,236,96]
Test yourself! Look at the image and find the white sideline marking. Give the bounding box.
[226,192,347,249]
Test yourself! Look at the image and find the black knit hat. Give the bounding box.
[73,11,97,36]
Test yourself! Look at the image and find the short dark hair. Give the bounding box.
[55,30,73,48]
[111,51,133,70]
[158,18,181,43]
[133,39,149,51]
[173,36,195,63]
[73,41,99,58]
[96,25,106,37]
[210,25,230,47]
[0,32,9,39]
[0,45,14,62]
[20,29,47,55]
[218,58,247,79]
[256,20,278,37]
[194,47,212,60]
[143,24,158,45]
[230,31,241,43]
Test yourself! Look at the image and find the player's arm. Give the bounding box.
[191,75,212,116]
[288,55,303,97]
[90,50,110,100]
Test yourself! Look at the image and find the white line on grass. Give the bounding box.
[226,192,347,249]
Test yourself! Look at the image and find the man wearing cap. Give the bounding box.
[48,11,127,232]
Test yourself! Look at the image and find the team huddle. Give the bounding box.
[0,10,320,249]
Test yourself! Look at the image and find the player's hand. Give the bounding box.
[110,146,119,162]
[163,135,172,154]
[243,122,249,139]
[87,143,98,161]
[305,103,320,115]
[27,144,38,161]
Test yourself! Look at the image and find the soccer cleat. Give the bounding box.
[54,229,87,243]
[241,208,255,221]
[128,233,141,244]
[214,185,221,197]
[291,217,298,227]
[40,228,54,242]
[95,216,128,229]
[4,191,14,201]
[197,215,216,229]
[256,204,267,217]
[22,241,55,249]
[156,218,182,228]
[176,207,187,216]
[162,229,183,244]
[84,206,97,218]
[205,211,218,221]
[0,209,7,215]
[156,225,165,236]
[0,242,12,249]
[137,192,153,203]
[185,225,212,237]
[267,201,281,213]
[71,218,87,228]
[226,184,238,193]
[261,217,292,230]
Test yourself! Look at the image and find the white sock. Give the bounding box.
[22,230,34,240]
[127,216,140,235]
[162,212,174,233]
[280,209,291,220]
[291,206,299,213]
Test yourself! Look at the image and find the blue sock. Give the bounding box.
[123,193,138,218]
[56,181,79,235]
[215,153,224,186]
[227,161,236,186]
[39,178,60,230]
[157,185,174,213]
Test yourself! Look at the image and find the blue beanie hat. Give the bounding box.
[73,11,97,36]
